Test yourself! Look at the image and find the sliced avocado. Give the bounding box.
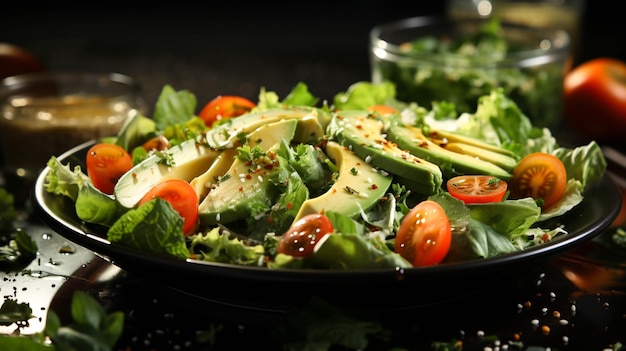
[327,110,442,195]
[114,139,219,208]
[203,106,330,149]
[442,142,518,171]
[387,124,514,180]
[293,141,393,222]
[189,148,238,202]
[191,118,300,202]
[197,119,299,226]
[428,129,519,159]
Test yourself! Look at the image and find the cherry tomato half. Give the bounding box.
[395,200,451,267]
[142,135,170,152]
[198,95,256,127]
[277,214,334,257]
[509,152,567,210]
[138,179,199,235]
[86,143,133,195]
[446,175,508,204]
[563,57,626,143]
[367,104,399,116]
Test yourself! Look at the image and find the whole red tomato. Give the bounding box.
[563,57,626,143]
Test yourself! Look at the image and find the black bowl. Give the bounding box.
[32,140,621,314]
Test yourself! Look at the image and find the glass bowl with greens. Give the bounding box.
[369,16,570,129]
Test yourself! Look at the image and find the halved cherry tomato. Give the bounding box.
[198,95,256,127]
[86,143,133,195]
[395,200,451,267]
[367,104,399,116]
[509,152,567,210]
[277,214,334,257]
[446,175,508,204]
[563,57,626,143]
[142,135,170,152]
[138,179,199,235]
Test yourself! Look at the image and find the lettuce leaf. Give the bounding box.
[107,198,190,259]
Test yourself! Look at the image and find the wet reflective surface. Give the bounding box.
[2,216,626,350]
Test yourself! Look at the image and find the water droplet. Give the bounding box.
[47,259,60,266]
[59,243,76,254]
[394,267,405,281]
[41,233,53,240]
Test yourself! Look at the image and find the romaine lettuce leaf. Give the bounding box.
[107,198,190,259]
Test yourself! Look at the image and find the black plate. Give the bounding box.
[32,140,622,313]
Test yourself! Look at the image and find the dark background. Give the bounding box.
[1,2,623,113]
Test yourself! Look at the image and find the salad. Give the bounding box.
[371,17,568,129]
[42,81,607,270]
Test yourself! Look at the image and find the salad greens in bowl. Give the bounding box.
[369,16,570,129]
[32,81,619,311]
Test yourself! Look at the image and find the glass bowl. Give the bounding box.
[369,16,571,129]
[0,71,146,205]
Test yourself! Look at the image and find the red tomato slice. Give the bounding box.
[86,143,133,195]
[138,179,199,235]
[509,152,567,210]
[278,214,334,257]
[395,200,451,267]
[198,95,256,127]
[446,175,508,204]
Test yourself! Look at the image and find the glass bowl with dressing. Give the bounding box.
[0,71,146,206]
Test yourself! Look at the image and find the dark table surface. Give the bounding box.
[3,2,626,350]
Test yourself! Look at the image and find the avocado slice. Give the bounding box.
[203,106,330,149]
[114,139,219,208]
[189,147,238,202]
[293,141,393,222]
[327,110,443,195]
[387,124,515,180]
[428,129,519,159]
[197,119,299,226]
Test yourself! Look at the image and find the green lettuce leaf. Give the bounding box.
[107,198,190,259]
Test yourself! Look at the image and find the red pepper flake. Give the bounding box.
[238,186,244,192]
[371,184,378,190]
[245,174,252,180]
[286,202,293,210]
